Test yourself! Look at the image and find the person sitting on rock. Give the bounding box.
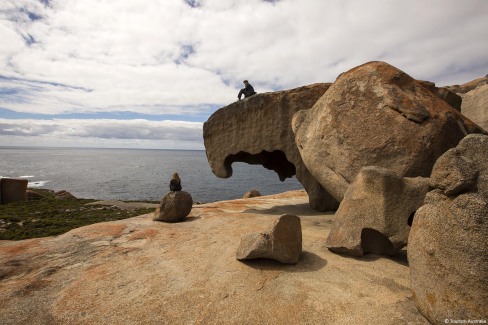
[238,80,257,100]
[169,172,182,192]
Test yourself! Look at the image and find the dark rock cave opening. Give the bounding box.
[224,150,296,182]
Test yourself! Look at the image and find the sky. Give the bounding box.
[1,0,487,150]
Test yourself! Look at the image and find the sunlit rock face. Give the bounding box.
[292,61,486,202]
[203,83,339,211]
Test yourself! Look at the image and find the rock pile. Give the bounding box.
[408,134,488,323]
[203,61,488,322]
[236,214,302,264]
[153,191,193,222]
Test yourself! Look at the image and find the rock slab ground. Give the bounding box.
[0,191,428,324]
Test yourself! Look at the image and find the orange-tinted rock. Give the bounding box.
[293,61,486,202]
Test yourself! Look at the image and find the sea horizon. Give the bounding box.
[1,146,303,203]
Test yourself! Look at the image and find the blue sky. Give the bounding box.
[1,0,488,149]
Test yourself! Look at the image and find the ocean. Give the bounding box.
[0,147,303,203]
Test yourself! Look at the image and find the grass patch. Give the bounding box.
[0,189,155,241]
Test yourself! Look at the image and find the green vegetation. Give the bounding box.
[0,189,155,241]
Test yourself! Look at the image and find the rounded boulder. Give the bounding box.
[153,191,193,222]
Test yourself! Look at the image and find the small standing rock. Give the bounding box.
[243,189,261,198]
[236,214,302,264]
[153,191,193,223]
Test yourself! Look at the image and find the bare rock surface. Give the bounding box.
[326,166,429,257]
[0,190,427,324]
[153,191,193,222]
[292,61,485,202]
[236,214,302,264]
[203,84,339,211]
[408,134,488,323]
[458,83,488,132]
[448,74,488,131]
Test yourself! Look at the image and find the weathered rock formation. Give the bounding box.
[243,189,261,198]
[0,178,28,205]
[448,74,488,131]
[203,84,339,211]
[236,214,302,264]
[153,191,193,222]
[54,190,76,200]
[326,166,429,257]
[408,134,488,323]
[293,61,486,202]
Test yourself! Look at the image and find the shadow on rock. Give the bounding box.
[183,216,202,222]
[240,251,327,272]
[244,203,333,217]
[350,250,409,267]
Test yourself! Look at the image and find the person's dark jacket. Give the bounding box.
[169,179,182,191]
[238,84,257,99]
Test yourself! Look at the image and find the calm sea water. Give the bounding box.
[0,147,303,203]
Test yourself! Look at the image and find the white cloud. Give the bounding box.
[0,118,204,149]
[0,0,487,147]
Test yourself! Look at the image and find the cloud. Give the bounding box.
[0,118,204,149]
[0,0,487,148]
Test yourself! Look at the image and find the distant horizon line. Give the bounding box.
[0,145,205,151]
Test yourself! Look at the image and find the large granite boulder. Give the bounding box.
[236,214,302,264]
[0,178,28,205]
[203,84,339,212]
[153,191,193,222]
[450,75,488,132]
[326,166,429,257]
[408,134,488,323]
[292,61,486,202]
